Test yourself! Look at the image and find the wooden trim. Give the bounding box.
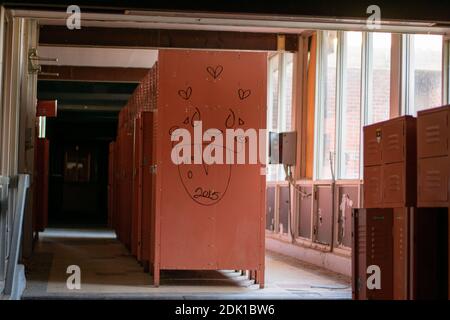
[292,33,316,180]
[292,36,304,179]
[39,25,299,51]
[305,33,317,178]
[38,65,150,82]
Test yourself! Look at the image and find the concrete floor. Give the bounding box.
[22,228,351,299]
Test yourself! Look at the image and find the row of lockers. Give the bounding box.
[363,106,449,208]
[109,63,158,270]
[109,50,268,287]
[355,105,450,300]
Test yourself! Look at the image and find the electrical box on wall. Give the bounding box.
[269,131,297,165]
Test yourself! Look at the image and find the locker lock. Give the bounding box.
[376,129,382,143]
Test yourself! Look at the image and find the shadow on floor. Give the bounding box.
[22,228,351,300]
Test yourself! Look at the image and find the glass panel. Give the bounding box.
[282,53,294,132]
[409,34,443,114]
[318,31,338,179]
[367,32,391,124]
[268,55,279,132]
[267,53,294,181]
[340,32,362,179]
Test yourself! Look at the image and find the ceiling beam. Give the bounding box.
[7,0,450,24]
[38,92,131,101]
[39,25,298,51]
[39,65,150,82]
[56,104,122,112]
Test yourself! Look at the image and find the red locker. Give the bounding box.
[352,208,394,300]
[33,138,49,232]
[416,105,450,299]
[151,50,267,287]
[363,116,417,208]
[417,105,450,207]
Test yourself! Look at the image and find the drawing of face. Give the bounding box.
[168,66,252,206]
[177,143,232,206]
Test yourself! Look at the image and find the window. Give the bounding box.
[316,31,338,180]
[405,34,443,115]
[367,33,391,124]
[339,32,362,179]
[316,31,393,180]
[267,52,294,181]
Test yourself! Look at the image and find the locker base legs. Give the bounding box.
[142,260,149,273]
[153,264,160,287]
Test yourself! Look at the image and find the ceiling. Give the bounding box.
[37,80,138,113]
[38,47,158,68]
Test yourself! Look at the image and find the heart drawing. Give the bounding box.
[178,86,192,100]
[238,88,251,100]
[206,65,224,80]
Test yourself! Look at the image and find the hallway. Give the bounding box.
[23,229,351,300]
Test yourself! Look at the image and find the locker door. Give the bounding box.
[417,108,448,158]
[132,116,143,260]
[382,119,405,164]
[364,165,382,208]
[141,112,154,265]
[364,124,383,166]
[352,208,394,300]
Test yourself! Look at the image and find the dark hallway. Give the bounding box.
[39,80,138,227]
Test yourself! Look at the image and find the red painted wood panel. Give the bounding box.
[33,138,50,232]
[155,50,266,275]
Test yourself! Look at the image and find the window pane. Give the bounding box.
[282,53,294,132]
[409,34,442,114]
[340,32,362,179]
[267,53,295,181]
[268,55,279,132]
[318,31,338,179]
[367,33,391,124]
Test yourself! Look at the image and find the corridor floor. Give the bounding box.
[22,228,351,299]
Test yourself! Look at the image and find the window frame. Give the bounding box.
[267,51,295,182]
[314,30,339,181]
[315,30,395,181]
